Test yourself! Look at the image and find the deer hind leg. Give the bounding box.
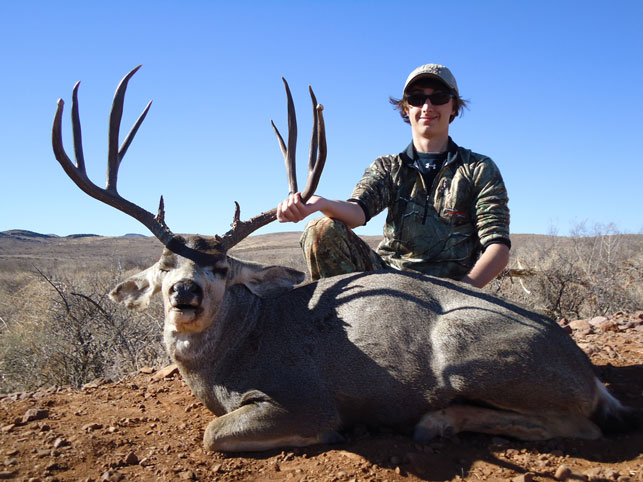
[203,402,343,452]
[414,405,602,442]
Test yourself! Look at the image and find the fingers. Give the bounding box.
[277,192,309,223]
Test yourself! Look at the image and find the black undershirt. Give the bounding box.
[414,151,447,190]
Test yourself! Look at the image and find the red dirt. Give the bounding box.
[1,312,642,482]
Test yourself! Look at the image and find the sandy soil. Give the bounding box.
[1,312,641,482]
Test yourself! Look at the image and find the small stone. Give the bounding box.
[124,451,139,465]
[153,364,179,380]
[555,465,572,480]
[588,316,608,327]
[569,319,592,334]
[512,474,535,482]
[139,366,155,374]
[585,467,605,481]
[53,438,69,448]
[82,423,103,432]
[82,378,109,390]
[22,408,49,423]
[598,319,620,332]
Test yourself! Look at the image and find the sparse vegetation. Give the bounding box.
[1,228,641,393]
[489,223,642,320]
[0,265,167,393]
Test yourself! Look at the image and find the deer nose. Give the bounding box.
[171,280,203,305]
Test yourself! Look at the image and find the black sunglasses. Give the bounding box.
[405,91,454,107]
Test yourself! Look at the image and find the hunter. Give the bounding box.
[276,63,510,288]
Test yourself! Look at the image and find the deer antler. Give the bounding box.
[52,65,176,247]
[215,78,326,252]
[53,68,326,258]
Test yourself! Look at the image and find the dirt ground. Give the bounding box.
[1,312,641,482]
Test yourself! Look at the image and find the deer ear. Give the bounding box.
[233,261,305,298]
[110,264,163,310]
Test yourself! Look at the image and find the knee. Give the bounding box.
[303,217,349,242]
[304,216,348,238]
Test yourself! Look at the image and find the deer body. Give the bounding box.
[111,242,616,451]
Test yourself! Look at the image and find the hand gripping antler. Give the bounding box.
[52,65,176,247]
[215,78,327,252]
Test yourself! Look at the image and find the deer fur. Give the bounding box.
[110,235,635,452]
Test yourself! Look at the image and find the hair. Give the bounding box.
[389,78,469,124]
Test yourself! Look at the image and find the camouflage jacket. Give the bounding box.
[349,139,510,279]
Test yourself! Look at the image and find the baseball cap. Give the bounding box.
[403,64,459,95]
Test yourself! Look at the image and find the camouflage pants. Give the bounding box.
[300,217,387,281]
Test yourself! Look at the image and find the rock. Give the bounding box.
[81,423,103,432]
[569,319,592,333]
[555,464,572,480]
[512,474,535,482]
[585,467,607,481]
[53,438,69,449]
[153,364,179,380]
[588,316,609,327]
[101,470,124,481]
[124,451,139,465]
[82,378,109,390]
[597,319,620,332]
[139,366,155,374]
[22,408,49,423]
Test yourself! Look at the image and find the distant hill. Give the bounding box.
[64,234,100,239]
[0,230,58,240]
[0,230,148,240]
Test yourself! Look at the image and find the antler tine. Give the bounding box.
[71,82,86,174]
[52,66,176,247]
[307,86,319,181]
[271,78,298,195]
[107,64,144,193]
[300,87,326,202]
[217,80,327,253]
[283,78,298,194]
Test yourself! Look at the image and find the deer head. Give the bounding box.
[52,66,326,333]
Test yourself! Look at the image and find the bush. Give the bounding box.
[490,223,642,320]
[0,267,168,393]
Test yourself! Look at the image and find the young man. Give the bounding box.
[276,63,510,288]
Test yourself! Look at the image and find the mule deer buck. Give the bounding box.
[52,66,636,452]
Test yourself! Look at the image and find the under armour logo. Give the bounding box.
[425,161,436,170]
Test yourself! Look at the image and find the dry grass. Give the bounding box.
[1,229,640,393]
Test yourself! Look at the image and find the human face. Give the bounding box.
[404,85,456,149]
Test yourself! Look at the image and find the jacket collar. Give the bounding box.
[401,137,459,167]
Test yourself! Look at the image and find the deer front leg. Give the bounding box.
[203,402,343,452]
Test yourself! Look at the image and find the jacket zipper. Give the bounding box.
[419,162,450,225]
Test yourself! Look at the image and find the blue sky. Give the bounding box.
[1,1,641,238]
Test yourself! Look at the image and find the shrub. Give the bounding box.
[490,223,642,320]
[0,267,168,393]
